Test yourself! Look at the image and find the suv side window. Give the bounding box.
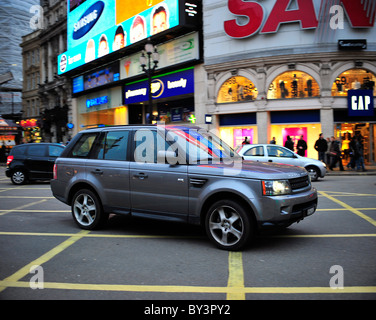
[70,133,98,158]
[48,145,64,157]
[27,145,46,156]
[95,130,130,161]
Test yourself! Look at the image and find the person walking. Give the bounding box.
[329,136,344,171]
[284,135,294,151]
[269,137,276,144]
[354,137,367,172]
[347,135,357,170]
[297,135,307,157]
[314,133,328,162]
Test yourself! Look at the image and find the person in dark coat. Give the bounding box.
[284,135,294,151]
[314,133,328,162]
[297,135,307,157]
[329,136,344,171]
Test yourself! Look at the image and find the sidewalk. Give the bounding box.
[326,164,376,176]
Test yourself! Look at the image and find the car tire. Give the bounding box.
[306,166,319,181]
[71,189,108,230]
[205,199,253,251]
[11,170,27,185]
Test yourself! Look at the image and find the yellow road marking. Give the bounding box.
[227,252,245,300]
[0,199,48,216]
[0,230,89,293]
[1,280,375,295]
[319,191,376,228]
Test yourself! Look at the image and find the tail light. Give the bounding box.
[53,164,57,179]
[6,155,14,166]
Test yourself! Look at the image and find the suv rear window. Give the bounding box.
[11,146,26,156]
[97,130,130,161]
[70,133,98,158]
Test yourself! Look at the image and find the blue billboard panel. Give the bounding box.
[59,0,179,74]
[124,68,194,104]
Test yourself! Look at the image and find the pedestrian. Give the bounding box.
[354,137,367,172]
[325,137,331,165]
[347,135,356,170]
[314,133,328,162]
[297,135,307,157]
[269,137,276,144]
[329,136,344,171]
[242,137,250,145]
[284,135,294,151]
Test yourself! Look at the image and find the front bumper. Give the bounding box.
[256,187,318,228]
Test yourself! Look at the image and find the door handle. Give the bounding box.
[268,160,273,162]
[133,173,148,180]
[91,169,103,175]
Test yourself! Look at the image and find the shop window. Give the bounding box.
[332,69,376,97]
[217,76,258,103]
[267,71,320,99]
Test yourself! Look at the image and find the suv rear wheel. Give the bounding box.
[71,189,108,230]
[205,199,253,250]
[11,170,27,185]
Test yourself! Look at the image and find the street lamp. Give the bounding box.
[140,39,159,124]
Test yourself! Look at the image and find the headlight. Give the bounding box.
[262,180,291,196]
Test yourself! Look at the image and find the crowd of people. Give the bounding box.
[313,132,367,172]
[241,131,368,172]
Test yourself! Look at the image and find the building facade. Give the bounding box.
[20,30,42,143]
[38,0,70,143]
[202,0,376,163]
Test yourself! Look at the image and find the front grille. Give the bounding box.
[289,175,310,191]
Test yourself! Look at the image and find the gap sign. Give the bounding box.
[348,90,374,117]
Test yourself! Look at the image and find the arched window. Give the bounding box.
[332,69,376,96]
[267,71,320,99]
[217,76,258,103]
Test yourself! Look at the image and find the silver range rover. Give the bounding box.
[50,125,317,250]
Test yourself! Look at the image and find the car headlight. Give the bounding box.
[262,180,291,196]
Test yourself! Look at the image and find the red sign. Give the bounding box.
[224,0,375,38]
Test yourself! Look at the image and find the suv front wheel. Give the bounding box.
[71,189,108,230]
[205,199,253,251]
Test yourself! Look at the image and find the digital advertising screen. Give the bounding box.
[59,0,190,75]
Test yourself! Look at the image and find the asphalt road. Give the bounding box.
[0,166,375,306]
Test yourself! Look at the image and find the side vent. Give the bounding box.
[189,178,207,188]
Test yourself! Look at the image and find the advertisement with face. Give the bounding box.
[59,0,179,75]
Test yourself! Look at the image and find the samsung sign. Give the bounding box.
[73,1,105,40]
[348,90,374,117]
[124,68,194,104]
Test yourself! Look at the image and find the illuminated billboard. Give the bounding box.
[59,0,199,75]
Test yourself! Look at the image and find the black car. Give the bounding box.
[6,143,65,185]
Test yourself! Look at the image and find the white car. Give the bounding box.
[237,144,326,181]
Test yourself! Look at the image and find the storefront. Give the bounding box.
[19,118,41,143]
[202,0,375,163]
[124,67,196,125]
[76,86,127,129]
[0,117,21,151]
